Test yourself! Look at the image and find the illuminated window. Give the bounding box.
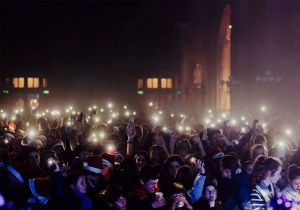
[34,78,39,88]
[13,78,19,88]
[161,78,166,88]
[138,79,143,88]
[28,77,33,88]
[19,77,24,88]
[147,78,158,88]
[167,79,172,88]
[43,78,47,88]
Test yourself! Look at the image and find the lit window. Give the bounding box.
[147,78,153,88]
[28,77,33,88]
[161,78,166,88]
[138,79,143,88]
[34,78,39,88]
[167,79,172,88]
[43,78,47,88]
[19,77,24,88]
[13,78,19,88]
[147,78,158,88]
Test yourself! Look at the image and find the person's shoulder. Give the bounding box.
[237,170,249,182]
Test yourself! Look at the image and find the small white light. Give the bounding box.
[0,110,2,112]
[67,122,71,126]
[124,106,127,109]
[241,117,245,120]
[110,110,112,112]
[92,134,95,137]
[262,107,265,111]
[3,114,6,117]
[279,141,284,146]
[263,124,266,127]
[126,112,129,116]
[42,113,45,116]
[46,110,49,112]
[94,138,97,142]
[222,114,226,118]
[89,107,92,111]
[179,126,183,130]
[12,117,15,120]
[217,119,221,123]
[26,122,29,126]
[208,110,211,113]
[101,109,104,112]
[78,112,80,114]
[229,25,232,29]
[36,113,39,117]
[163,127,166,130]
[159,111,162,114]
[29,131,34,136]
[15,110,19,113]
[246,122,249,125]
[108,145,113,151]
[32,107,35,110]
[69,107,73,110]
[108,104,112,108]
[66,109,69,112]
[232,120,236,124]
[180,114,183,117]
[112,114,116,117]
[100,133,104,138]
[96,119,99,122]
[206,119,210,123]
[242,128,245,132]
[133,112,136,115]
[171,114,174,117]
[287,130,291,134]
[20,109,23,112]
[211,124,215,127]
[5,139,8,144]
[149,102,153,106]
[186,127,189,131]
[72,111,75,114]
[154,117,158,121]
[93,106,96,109]
[88,116,90,119]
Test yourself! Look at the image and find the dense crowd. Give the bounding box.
[1,106,300,210]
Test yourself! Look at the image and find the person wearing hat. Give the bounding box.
[100,152,115,189]
[83,155,104,201]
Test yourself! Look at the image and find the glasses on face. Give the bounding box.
[205,190,217,195]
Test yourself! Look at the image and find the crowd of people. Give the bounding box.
[1,106,300,210]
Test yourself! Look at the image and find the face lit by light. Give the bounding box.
[149,102,153,106]
[66,109,69,112]
[124,106,127,109]
[171,114,174,117]
[262,107,265,111]
[287,130,291,134]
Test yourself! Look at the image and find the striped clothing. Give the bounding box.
[250,182,278,210]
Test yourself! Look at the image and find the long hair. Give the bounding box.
[250,144,268,161]
[288,164,300,181]
[174,165,194,190]
[250,155,281,188]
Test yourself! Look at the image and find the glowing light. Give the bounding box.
[88,116,90,119]
[217,119,221,123]
[133,112,136,115]
[108,104,112,108]
[26,123,29,126]
[154,117,158,121]
[70,107,73,110]
[29,131,35,136]
[36,113,39,117]
[159,111,162,114]
[246,122,249,125]
[186,127,189,131]
[66,109,69,113]
[110,110,112,112]
[72,111,75,114]
[229,25,232,29]
[12,117,15,120]
[67,122,71,126]
[107,120,111,124]
[263,124,266,127]
[242,128,245,132]
[124,106,127,109]
[101,109,104,112]
[46,110,49,112]
[108,145,113,151]
[100,133,104,138]
[211,124,215,127]
[4,140,8,144]
[241,117,245,120]
[2,114,5,117]
[20,109,23,112]
[32,107,35,110]
[285,202,291,208]
[287,130,291,134]
[232,120,236,124]
[179,127,183,130]
[95,119,99,122]
[42,113,45,116]
[208,110,211,113]
[126,112,129,116]
[93,106,96,109]
[112,114,116,117]
[206,119,210,123]
[94,138,97,142]
[89,107,91,111]
[0,110,2,112]
[222,114,226,118]
[180,114,183,117]
[149,102,153,106]
[171,114,174,117]
[15,110,19,113]
[279,142,284,146]
[262,107,265,111]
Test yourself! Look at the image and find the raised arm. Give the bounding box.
[127,124,136,158]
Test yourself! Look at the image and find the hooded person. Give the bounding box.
[51,140,64,160]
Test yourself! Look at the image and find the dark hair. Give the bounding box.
[105,185,126,204]
[65,171,86,191]
[135,150,151,165]
[0,148,9,166]
[116,143,127,153]
[253,135,267,146]
[177,140,191,152]
[242,161,253,171]
[207,128,221,141]
[149,146,166,165]
[139,165,159,183]
[164,182,185,198]
[203,181,217,194]
[250,144,267,161]
[250,155,282,188]
[174,165,194,190]
[24,147,40,160]
[111,169,132,194]
[203,160,217,182]
[288,165,300,181]
[220,155,241,178]
[164,155,184,173]
[153,163,167,190]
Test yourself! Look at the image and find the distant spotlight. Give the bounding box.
[69,107,73,110]
[222,114,226,118]
[171,114,174,117]
[287,130,291,134]
[124,106,127,109]
[133,112,136,115]
[101,109,104,112]
[241,117,245,120]
[149,102,153,106]
[262,107,266,111]
[206,119,210,123]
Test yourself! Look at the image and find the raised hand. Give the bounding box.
[195,159,205,174]
[170,130,180,144]
[154,135,165,147]
[127,124,136,142]
[252,119,259,130]
[191,134,201,144]
[195,124,206,133]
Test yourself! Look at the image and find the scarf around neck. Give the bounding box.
[73,190,92,209]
